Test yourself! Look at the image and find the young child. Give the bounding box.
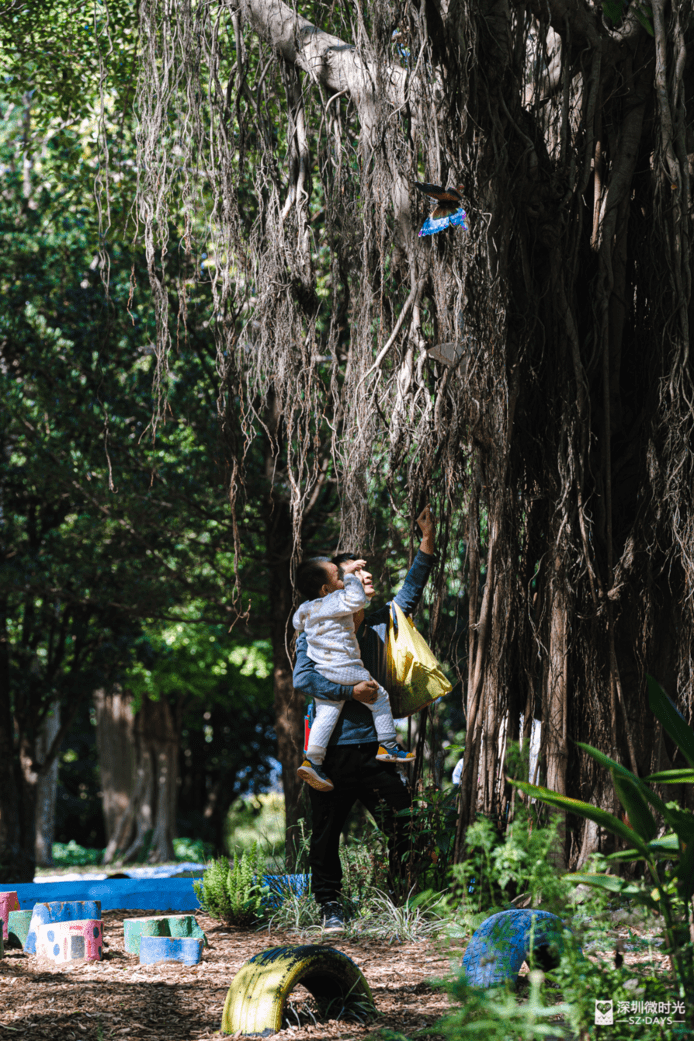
[293,556,414,792]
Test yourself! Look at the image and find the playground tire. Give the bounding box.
[462,909,568,988]
[221,944,374,1036]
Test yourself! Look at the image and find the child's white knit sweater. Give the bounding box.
[292,574,369,684]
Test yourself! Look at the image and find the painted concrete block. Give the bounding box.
[124,914,206,955]
[0,920,4,958]
[36,919,103,963]
[13,878,200,912]
[261,873,310,909]
[123,916,169,955]
[25,900,101,955]
[7,910,33,949]
[167,914,207,945]
[0,892,20,941]
[139,935,203,966]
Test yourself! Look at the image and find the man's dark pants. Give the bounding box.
[308,742,412,907]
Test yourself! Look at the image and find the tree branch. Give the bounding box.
[239,0,406,108]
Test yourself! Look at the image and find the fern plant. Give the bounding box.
[193,843,269,927]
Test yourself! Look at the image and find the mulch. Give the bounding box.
[0,910,459,1041]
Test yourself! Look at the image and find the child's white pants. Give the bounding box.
[306,681,396,764]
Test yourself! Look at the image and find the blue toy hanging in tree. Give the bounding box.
[414,182,468,237]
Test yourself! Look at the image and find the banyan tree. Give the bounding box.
[134,0,693,867]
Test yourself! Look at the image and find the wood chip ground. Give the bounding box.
[0,910,672,1040]
[0,911,457,1040]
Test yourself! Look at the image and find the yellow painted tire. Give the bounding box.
[221,944,374,1036]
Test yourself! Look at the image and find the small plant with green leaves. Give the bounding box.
[511,676,694,1003]
[194,843,269,927]
[351,888,445,942]
[437,968,571,1040]
[340,833,388,911]
[451,800,571,916]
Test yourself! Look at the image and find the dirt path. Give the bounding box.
[0,911,459,1040]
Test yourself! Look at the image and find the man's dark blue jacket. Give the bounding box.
[292,550,435,746]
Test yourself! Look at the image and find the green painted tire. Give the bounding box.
[221,944,374,1037]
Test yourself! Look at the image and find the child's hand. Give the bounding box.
[341,558,367,575]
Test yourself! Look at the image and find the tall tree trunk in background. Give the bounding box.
[264,397,305,870]
[34,701,60,867]
[94,687,135,851]
[269,556,304,870]
[102,694,181,865]
[0,597,30,882]
[543,556,569,870]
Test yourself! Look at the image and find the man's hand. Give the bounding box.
[352,679,378,704]
[416,504,435,555]
[341,558,367,576]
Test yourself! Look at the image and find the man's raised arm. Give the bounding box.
[393,505,436,618]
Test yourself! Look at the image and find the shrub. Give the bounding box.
[451,802,571,916]
[52,841,104,866]
[172,836,214,862]
[193,843,268,927]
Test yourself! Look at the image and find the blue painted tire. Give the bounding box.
[462,909,568,988]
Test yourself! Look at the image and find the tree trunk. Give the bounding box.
[263,396,306,870]
[266,515,304,870]
[0,597,31,882]
[34,701,60,868]
[103,694,181,865]
[93,687,135,849]
[543,555,569,870]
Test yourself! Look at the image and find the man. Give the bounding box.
[292,506,436,930]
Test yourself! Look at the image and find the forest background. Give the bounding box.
[0,0,692,888]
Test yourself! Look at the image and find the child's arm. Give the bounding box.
[309,574,368,618]
[293,632,354,701]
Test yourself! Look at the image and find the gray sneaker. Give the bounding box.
[321,902,345,932]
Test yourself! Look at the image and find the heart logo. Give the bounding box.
[596,1002,611,1015]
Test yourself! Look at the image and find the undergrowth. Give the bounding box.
[193,843,268,926]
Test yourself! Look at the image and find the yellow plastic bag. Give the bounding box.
[385,601,452,718]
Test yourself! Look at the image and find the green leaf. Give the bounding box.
[574,742,670,819]
[677,839,694,902]
[634,5,655,35]
[602,0,625,23]
[612,770,657,841]
[644,769,694,784]
[565,872,661,911]
[510,780,651,856]
[607,833,678,861]
[647,676,694,768]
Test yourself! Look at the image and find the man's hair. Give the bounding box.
[296,557,332,600]
[332,551,359,566]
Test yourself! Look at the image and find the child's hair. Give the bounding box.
[296,557,332,600]
[333,551,359,566]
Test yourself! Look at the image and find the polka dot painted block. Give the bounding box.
[139,935,203,966]
[36,919,103,963]
[0,893,20,941]
[25,900,101,955]
[7,910,33,949]
[123,914,206,955]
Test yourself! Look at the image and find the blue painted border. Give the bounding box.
[11,878,201,912]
